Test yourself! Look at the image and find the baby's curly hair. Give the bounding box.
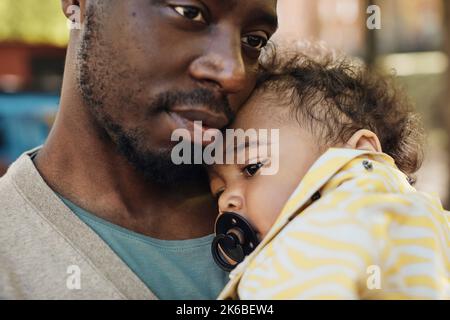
[256,42,425,177]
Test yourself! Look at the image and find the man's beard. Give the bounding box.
[111,121,208,186]
[75,5,233,187]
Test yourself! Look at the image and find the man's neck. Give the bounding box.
[34,89,217,241]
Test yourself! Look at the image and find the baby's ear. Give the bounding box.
[345,129,382,153]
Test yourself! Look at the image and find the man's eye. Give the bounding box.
[243,162,264,177]
[173,6,206,23]
[242,34,268,50]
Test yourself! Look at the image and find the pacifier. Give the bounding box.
[211,212,260,272]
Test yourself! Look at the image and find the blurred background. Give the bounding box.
[0,0,448,208]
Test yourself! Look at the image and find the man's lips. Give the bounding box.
[168,108,230,130]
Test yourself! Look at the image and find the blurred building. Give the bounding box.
[0,0,65,174]
[0,43,65,93]
[0,94,58,162]
[0,0,67,93]
[276,0,449,205]
[276,0,366,56]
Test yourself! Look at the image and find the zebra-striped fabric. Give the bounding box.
[218,148,449,300]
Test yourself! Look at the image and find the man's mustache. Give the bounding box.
[149,88,235,125]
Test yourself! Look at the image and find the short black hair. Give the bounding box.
[256,42,425,176]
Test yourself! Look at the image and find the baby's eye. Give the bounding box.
[243,162,264,177]
[173,5,206,23]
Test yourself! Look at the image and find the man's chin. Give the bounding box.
[99,117,207,186]
[118,144,206,187]
[140,157,206,187]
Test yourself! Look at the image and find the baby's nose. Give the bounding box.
[219,192,244,214]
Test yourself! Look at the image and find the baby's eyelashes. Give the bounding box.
[242,162,264,177]
[214,188,225,201]
[240,158,272,178]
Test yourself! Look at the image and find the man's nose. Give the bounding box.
[218,191,244,214]
[189,34,247,94]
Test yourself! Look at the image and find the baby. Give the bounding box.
[207,44,449,300]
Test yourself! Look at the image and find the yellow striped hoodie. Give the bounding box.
[218,148,450,300]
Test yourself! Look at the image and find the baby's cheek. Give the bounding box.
[245,181,290,236]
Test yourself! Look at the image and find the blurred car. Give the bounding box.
[0,94,59,171]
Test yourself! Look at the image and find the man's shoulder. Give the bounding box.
[0,156,126,299]
[0,164,31,219]
[0,156,50,250]
[0,147,56,223]
[0,154,37,218]
[0,152,62,269]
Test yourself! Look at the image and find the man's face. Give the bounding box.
[75,0,278,184]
